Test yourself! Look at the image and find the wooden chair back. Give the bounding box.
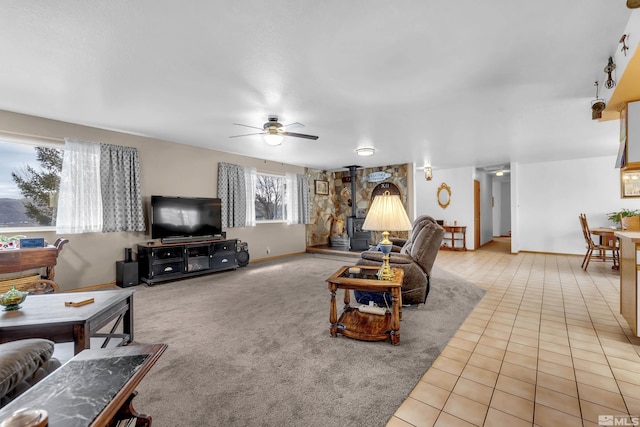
[579,213,594,247]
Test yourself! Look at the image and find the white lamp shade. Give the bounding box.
[362,194,412,231]
[264,133,284,146]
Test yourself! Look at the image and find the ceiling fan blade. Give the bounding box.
[233,123,264,131]
[281,131,319,140]
[281,122,304,130]
[228,132,265,138]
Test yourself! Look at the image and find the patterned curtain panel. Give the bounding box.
[218,162,247,228]
[297,173,310,224]
[100,143,146,232]
[56,138,103,234]
[285,173,310,225]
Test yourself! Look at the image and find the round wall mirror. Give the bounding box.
[437,183,451,209]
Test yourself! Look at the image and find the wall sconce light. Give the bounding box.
[424,164,433,181]
[591,81,606,120]
[356,147,375,156]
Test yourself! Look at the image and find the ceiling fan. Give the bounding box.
[229,115,319,146]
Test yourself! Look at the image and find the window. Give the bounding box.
[255,173,286,222]
[0,140,63,229]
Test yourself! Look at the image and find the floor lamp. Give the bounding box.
[362,194,412,280]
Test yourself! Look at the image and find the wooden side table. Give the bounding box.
[442,225,467,251]
[326,265,404,345]
[0,237,68,281]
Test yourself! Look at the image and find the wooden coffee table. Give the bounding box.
[0,289,135,355]
[326,265,404,345]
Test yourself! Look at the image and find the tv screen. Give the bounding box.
[151,196,222,240]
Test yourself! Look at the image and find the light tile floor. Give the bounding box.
[387,245,640,427]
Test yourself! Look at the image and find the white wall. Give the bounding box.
[414,166,476,249]
[518,155,640,254]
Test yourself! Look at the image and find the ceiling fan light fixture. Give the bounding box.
[356,147,375,157]
[264,133,284,146]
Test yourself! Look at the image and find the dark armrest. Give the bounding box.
[389,237,407,246]
[360,251,414,264]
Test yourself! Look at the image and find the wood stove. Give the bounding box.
[344,165,371,251]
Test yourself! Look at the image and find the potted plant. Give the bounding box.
[607,209,640,227]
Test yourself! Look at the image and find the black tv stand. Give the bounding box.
[137,237,237,285]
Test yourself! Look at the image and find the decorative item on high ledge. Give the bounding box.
[0,285,28,311]
[591,81,606,120]
[604,56,616,89]
[362,194,412,280]
[620,34,629,56]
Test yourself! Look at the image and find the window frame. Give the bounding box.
[0,135,64,233]
[254,172,287,224]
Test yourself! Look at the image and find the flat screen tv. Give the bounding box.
[151,196,223,241]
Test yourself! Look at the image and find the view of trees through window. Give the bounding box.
[255,174,285,221]
[0,142,63,228]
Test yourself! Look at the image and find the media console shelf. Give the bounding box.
[137,238,238,285]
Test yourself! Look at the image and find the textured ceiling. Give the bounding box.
[0,1,635,171]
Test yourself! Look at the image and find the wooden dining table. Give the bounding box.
[590,227,620,269]
[590,227,618,243]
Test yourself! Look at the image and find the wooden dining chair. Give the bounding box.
[579,213,618,270]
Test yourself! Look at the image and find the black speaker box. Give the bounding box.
[236,241,249,267]
[116,261,139,287]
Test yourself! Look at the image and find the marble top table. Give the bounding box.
[0,343,167,426]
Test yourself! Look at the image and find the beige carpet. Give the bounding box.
[129,253,485,426]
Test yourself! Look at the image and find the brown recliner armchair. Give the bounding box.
[356,215,444,305]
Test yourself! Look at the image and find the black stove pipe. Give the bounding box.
[346,165,359,217]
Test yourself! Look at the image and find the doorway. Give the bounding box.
[491,175,511,252]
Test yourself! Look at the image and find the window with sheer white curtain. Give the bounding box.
[55,138,145,234]
[55,138,103,233]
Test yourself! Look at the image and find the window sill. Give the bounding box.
[0,226,56,234]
